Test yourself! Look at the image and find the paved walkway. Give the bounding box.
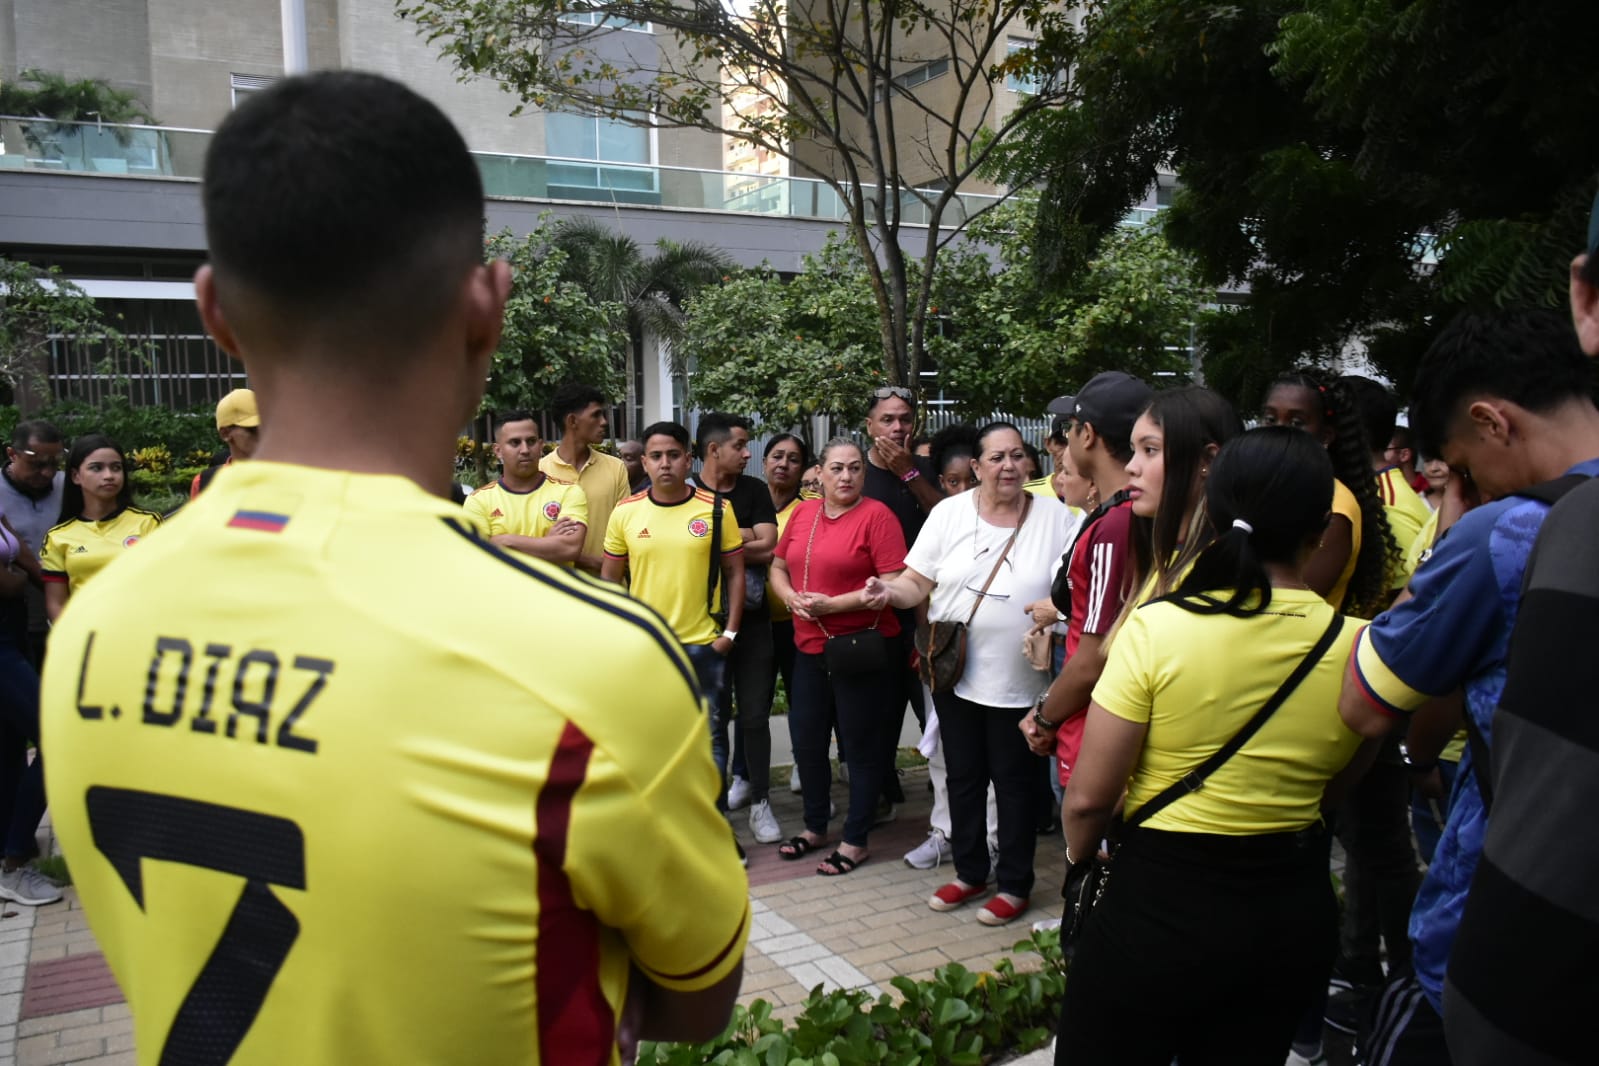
[3,712,1072,1064]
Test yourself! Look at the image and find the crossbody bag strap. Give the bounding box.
[963,493,1030,626]
[1125,612,1345,830]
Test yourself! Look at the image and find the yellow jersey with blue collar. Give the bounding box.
[463,476,589,566]
[40,507,162,595]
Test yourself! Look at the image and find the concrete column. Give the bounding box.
[282,0,309,73]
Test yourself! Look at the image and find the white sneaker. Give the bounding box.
[0,865,61,906]
[727,776,753,810]
[749,799,782,844]
[1031,916,1063,935]
[788,769,802,793]
[903,829,952,870]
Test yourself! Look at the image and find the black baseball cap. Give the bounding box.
[1047,395,1077,437]
[1072,372,1153,451]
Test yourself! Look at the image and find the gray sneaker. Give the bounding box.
[903,829,952,870]
[0,865,62,906]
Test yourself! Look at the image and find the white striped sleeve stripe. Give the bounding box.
[1084,540,1114,632]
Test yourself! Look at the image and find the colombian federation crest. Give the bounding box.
[688,518,710,538]
[543,501,562,521]
[123,536,141,548]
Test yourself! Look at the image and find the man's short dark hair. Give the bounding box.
[10,420,61,452]
[202,71,483,355]
[1338,376,1399,457]
[1410,309,1596,457]
[695,412,751,458]
[641,421,691,451]
[550,384,608,428]
[1390,425,1413,452]
[494,410,538,437]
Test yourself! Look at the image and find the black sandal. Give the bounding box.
[816,850,866,876]
[778,835,824,860]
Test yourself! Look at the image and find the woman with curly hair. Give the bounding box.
[1259,371,1401,620]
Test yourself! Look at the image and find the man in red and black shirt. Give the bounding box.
[1018,371,1151,786]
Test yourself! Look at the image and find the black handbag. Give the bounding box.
[1060,612,1346,944]
[800,505,889,677]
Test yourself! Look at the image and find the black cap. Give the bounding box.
[1072,372,1153,452]
[1588,186,1599,261]
[1047,395,1076,437]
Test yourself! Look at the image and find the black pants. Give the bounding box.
[934,690,1040,896]
[1337,743,1422,980]
[790,639,899,845]
[1056,826,1337,1066]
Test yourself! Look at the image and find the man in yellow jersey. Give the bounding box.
[40,71,746,1066]
[464,409,588,566]
[190,389,260,498]
[603,422,744,694]
[541,383,631,575]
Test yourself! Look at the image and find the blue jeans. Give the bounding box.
[0,634,44,860]
[789,638,900,846]
[682,642,729,810]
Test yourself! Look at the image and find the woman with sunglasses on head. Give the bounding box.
[1056,427,1369,1066]
[866,422,1075,926]
[41,435,161,623]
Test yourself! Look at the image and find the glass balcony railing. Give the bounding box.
[0,116,1002,226]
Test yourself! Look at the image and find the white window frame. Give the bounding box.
[230,73,278,109]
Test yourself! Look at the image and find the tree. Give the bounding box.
[928,197,1202,417]
[676,235,885,439]
[1004,0,1599,404]
[0,69,156,123]
[397,0,1081,387]
[479,226,628,478]
[549,218,734,427]
[0,259,144,414]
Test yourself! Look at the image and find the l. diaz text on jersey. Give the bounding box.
[73,632,329,754]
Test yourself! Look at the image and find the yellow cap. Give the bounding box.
[215,388,260,430]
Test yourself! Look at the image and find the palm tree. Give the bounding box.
[550,218,735,435]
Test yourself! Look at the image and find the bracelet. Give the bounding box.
[721,629,738,642]
[1399,741,1436,774]
[1066,843,1081,867]
[899,467,921,483]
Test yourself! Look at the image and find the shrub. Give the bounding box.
[638,930,1066,1066]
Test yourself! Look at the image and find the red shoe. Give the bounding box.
[928,880,989,912]
[976,893,1028,926]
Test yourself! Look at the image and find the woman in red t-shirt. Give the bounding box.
[768,438,908,876]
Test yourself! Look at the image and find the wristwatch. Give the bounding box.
[721,629,739,643]
[1030,691,1060,732]
[1399,741,1436,774]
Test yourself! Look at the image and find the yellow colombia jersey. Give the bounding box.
[768,495,800,622]
[39,461,750,1066]
[40,507,162,595]
[1326,479,1363,614]
[1092,588,1362,835]
[604,488,743,646]
[463,476,589,566]
[1376,466,1430,589]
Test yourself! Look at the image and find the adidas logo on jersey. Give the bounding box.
[490,508,504,518]
[638,527,652,538]
[72,545,88,554]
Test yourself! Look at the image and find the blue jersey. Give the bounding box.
[1351,458,1599,1009]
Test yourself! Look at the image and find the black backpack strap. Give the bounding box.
[707,487,723,619]
[1510,473,1590,507]
[1051,488,1132,614]
[1125,613,1345,830]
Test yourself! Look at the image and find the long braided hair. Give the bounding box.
[1267,370,1400,619]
